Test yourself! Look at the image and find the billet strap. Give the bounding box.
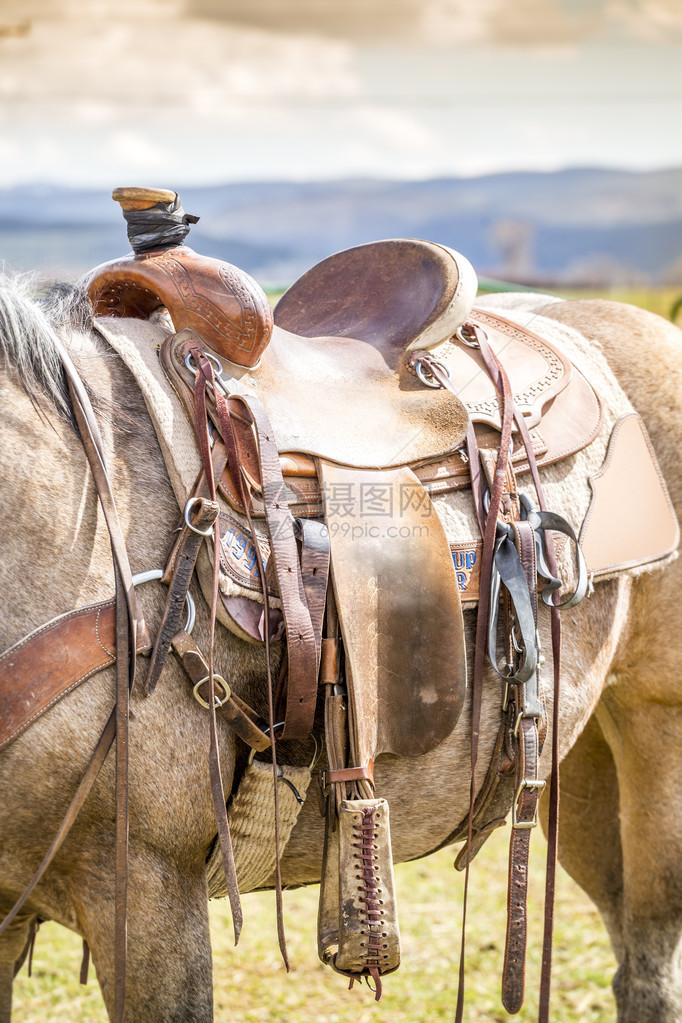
[503,717,543,1013]
[190,348,244,946]
[501,518,542,1012]
[450,330,516,1023]
[185,339,318,740]
[414,324,572,1021]
[190,345,293,964]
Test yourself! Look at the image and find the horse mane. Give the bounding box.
[0,274,92,422]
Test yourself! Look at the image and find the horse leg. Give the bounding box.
[546,711,625,959]
[0,912,36,1023]
[76,852,214,1023]
[595,689,682,1023]
[591,562,682,1023]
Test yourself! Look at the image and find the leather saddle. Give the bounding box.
[90,235,599,476]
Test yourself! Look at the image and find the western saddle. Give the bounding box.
[1,187,678,1023]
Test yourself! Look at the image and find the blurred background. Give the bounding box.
[0,0,681,297]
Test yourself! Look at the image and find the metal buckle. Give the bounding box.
[512,778,546,829]
[193,674,230,709]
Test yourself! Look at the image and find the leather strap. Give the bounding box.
[1,338,139,1023]
[0,600,151,752]
[190,349,244,945]
[323,762,374,787]
[145,496,220,695]
[170,630,271,752]
[501,519,541,1012]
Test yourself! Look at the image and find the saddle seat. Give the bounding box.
[273,238,478,355]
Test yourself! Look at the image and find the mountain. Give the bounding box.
[1,167,681,286]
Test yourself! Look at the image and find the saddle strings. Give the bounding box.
[190,345,290,968]
[426,322,562,1023]
[191,349,244,943]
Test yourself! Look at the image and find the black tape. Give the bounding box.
[122,194,200,254]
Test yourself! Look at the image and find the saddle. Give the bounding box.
[5,188,676,1021]
[86,190,677,1004]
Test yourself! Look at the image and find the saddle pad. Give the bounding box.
[318,460,467,761]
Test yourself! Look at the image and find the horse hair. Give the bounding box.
[0,274,92,423]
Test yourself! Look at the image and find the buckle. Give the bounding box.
[512,778,546,829]
[193,674,230,709]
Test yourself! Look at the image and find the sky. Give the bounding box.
[0,0,681,187]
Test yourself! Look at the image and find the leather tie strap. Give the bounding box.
[170,630,271,752]
[501,518,542,1013]
[145,495,220,695]
[323,762,375,788]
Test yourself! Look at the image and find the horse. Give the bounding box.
[0,272,680,1023]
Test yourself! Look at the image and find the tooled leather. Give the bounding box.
[88,244,274,368]
[502,718,540,1014]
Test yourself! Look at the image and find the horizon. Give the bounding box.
[3,163,682,194]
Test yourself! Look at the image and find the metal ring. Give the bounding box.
[184,497,214,537]
[456,323,487,348]
[132,569,196,635]
[184,349,224,376]
[193,674,231,709]
[413,357,450,389]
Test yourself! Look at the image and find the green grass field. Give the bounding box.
[12,827,617,1022]
[13,283,677,1022]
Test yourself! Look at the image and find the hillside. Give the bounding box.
[1,167,681,286]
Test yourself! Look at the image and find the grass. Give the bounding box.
[11,827,617,1022]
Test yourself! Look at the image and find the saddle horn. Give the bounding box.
[86,186,273,368]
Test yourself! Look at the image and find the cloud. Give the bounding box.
[606,0,682,42]
[100,130,175,169]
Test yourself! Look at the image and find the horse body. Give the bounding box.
[0,283,680,1021]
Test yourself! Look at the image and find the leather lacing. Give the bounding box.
[349,806,389,1000]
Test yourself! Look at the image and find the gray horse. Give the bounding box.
[0,276,681,1022]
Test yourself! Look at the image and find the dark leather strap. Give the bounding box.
[170,630,272,752]
[145,496,220,695]
[65,367,138,1023]
[502,716,541,1013]
[501,519,540,1012]
[190,350,244,945]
